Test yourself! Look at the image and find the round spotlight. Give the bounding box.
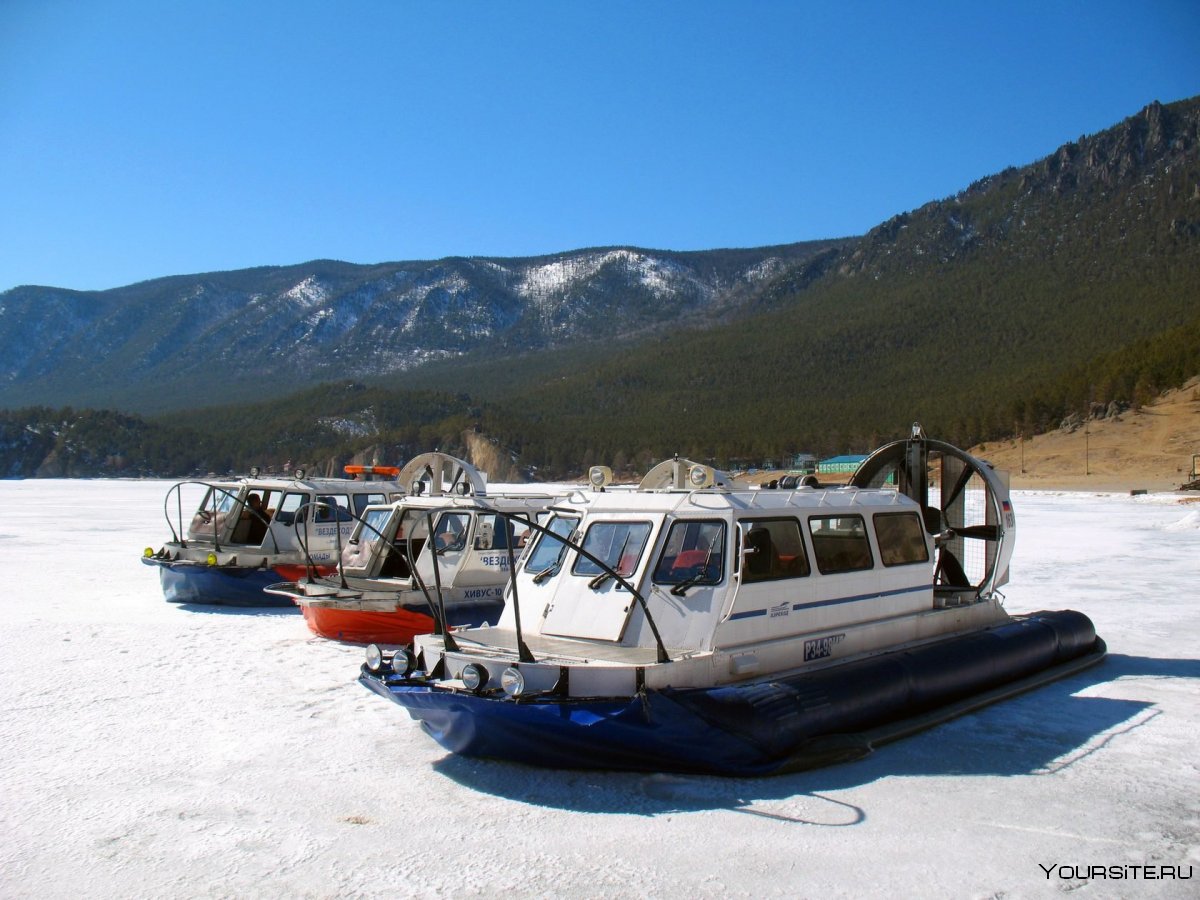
[364,643,384,673]
[688,465,710,487]
[500,667,525,697]
[205,552,218,566]
[461,663,488,692]
[393,647,417,677]
[588,466,611,488]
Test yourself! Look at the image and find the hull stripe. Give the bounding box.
[728,583,932,621]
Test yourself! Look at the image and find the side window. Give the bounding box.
[315,494,353,522]
[274,492,307,526]
[356,508,393,543]
[352,492,387,516]
[653,520,725,585]
[873,512,930,567]
[399,509,430,542]
[510,517,533,551]
[473,513,534,551]
[809,515,874,574]
[739,518,810,583]
[572,521,652,577]
[474,513,504,551]
[211,488,239,515]
[523,515,577,574]
[433,512,471,552]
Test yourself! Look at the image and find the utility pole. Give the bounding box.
[1085,386,1094,477]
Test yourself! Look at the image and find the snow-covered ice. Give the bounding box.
[1,481,1197,898]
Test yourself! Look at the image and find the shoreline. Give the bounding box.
[1006,474,1194,494]
[734,469,1196,496]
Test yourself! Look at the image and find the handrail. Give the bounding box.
[561,489,599,505]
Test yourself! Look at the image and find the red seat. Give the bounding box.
[671,549,708,572]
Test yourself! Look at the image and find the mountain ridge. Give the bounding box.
[0,240,844,412]
[2,96,1198,477]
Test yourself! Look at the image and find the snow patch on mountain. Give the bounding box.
[283,276,329,309]
[628,252,693,298]
[517,255,600,301]
[744,257,785,282]
[516,249,705,320]
[317,408,379,437]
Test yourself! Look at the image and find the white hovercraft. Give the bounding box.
[142,464,405,606]
[359,428,1105,775]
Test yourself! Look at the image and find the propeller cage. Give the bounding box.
[849,430,1013,600]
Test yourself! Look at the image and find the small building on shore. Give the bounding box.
[817,454,868,475]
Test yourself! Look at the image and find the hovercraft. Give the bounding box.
[264,453,561,643]
[142,464,405,606]
[358,429,1106,775]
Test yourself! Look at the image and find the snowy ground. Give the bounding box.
[1,480,1197,899]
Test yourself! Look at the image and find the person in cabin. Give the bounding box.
[243,493,273,544]
[434,516,466,551]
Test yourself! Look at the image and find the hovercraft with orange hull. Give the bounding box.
[265,453,560,643]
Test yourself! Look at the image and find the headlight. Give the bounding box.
[206,552,218,566]
[688,464,710,487]
[500,666,525,697]
[364,643,384,673]
[393,647,416,677]
[461,663,488,692]
[588,465,613,488]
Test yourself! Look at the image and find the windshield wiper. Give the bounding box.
[670,546,715,596]
[669,571,710,596]
[589,531,634,591]
[532,562,560,584]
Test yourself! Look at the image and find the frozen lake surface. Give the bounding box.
[1,480,1197,898]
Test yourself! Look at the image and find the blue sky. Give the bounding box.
[1,1,1197,293]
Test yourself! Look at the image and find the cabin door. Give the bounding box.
[413,510,472,594]
[541,520,654,642]
[508,514,577,636]
[721,518,816,635]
